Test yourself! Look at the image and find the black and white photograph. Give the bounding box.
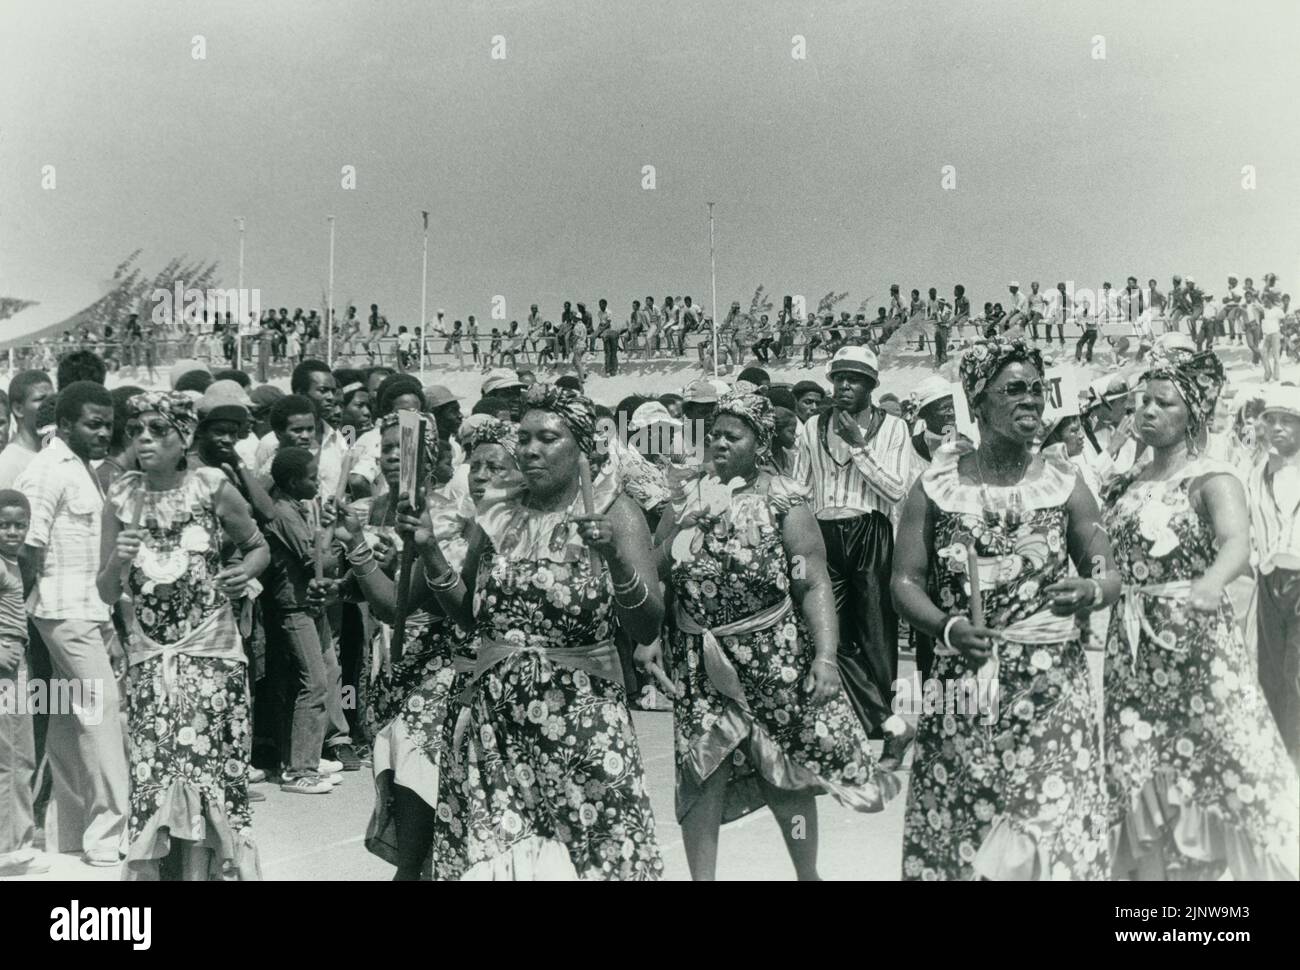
[0,0,1297,929]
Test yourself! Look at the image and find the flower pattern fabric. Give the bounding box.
[430,509,662,880]
[1103,465,1300,880]
[667,477,894,823]
[902,448,1109,880]
[119,472,257,878]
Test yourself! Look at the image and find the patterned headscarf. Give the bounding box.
[378,409,441,463]
[522,382,596,455]
[459,415,518,459]
[126,391,198,445]
[1140,347,1225,438]
[958,337,1045,407]
[715,390,776,461]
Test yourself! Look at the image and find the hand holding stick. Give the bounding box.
[577,455,602,575]
[391,426,427,663]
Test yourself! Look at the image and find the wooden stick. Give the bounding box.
[333,445,353,507]
[965,541,984,628]
[310,499,326,583]
[577,454,601,575]
[390,421,427,663]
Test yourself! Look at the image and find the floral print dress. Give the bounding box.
[110,469,258,880]
[1103,460,1299,880]
[902,444,1109,881]
[360,485,473,867]
[429,485,663,880]
[667,476,897,824]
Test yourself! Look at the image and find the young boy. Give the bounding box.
[0,490,47,875]
[263,448,349,794]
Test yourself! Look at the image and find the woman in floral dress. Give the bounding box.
[1103,347,1299,880]
[646,391,897,880]
[416,383,665,879]
[96,391,269,880]
[332,412,461,878]
[892,338,1121,880]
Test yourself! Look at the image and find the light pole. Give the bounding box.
[708,202,718,378]
[420,210,429,380]
[235,217,245,371]
[327,215,336,365]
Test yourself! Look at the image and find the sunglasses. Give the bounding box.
[990,380,1046,400]
[125,419,176,440]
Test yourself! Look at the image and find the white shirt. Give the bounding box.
[254,424,347,499]
[793,408,914,530]
[1248,455,1300,573]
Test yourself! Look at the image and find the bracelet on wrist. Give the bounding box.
[613,580,649,611]
[611,570,643,595]
[1086,578,1104,607]
[941,615,964,652]
[352,561,379,580]
[426,569,459,592]
[813,658,838,671]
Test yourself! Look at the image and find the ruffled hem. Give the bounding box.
[123,778,261,881]
[460,835,579,881]
[972,816,1059,881]
[677,702,901,823]
[1110,769,1299,881]
[922,441,1078,515]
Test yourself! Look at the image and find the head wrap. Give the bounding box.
[126,391,199,445]
[459,415,518,459]
[715,390,775,461]
[1139,347,1225,438]
[378,410,440,463]
[522,382,596,455]
[958,336,1045,407]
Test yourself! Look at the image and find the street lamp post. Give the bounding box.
[708,202,718,379]
[327,216,336,366]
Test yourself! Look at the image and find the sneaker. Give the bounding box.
[328,743,366,771]
[318,757,344,775]
[247,787,266,802]
[248,767,267,784]
[280,772,333,795]
[0,850,51,877]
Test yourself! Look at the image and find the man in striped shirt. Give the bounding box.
[793,347,917,768]
[1247,385,1300,764]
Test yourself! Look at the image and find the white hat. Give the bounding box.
[1185,276,1195,284]
[827,346,879,381]
[913,376,955,412]
[1009,281,1021,288]
[1260,385,1300,420]
[481,368,524,396]
[630,401,682,431]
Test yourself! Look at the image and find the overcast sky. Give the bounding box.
[2,0,1298,331]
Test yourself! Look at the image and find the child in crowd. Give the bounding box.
[0,490,46,876]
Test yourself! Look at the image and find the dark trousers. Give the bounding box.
[1076,328,1097,362]
[818,512,898,736]
[270,609,337,773]
[934,327,949,366]
[603,335,620,375]
[1258,569,1300,758]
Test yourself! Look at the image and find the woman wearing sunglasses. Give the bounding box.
[892,337,1120,880]
[96,391,269,880]
[1102,345,1298,880]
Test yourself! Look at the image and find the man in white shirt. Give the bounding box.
[1027,282,1049,342]
[16,382,128,865]
[0,371,54,489]
[254,361,346,499]
[1246,385,1300,763]
[793,347,916,766]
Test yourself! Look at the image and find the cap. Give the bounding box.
[629,401,682,431]
[169,359,210,389]
[197,379,253,419]
[1009,281,1021,288]
[248,385,285,410]
[481,369,524,396]
[683,379,719,405]
[1260,385,1300,420]
[827,346,879,382]
[423,384,461,409]
[913,376,955,412]
[791,380,826,400]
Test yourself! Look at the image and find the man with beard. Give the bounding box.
[16,382,128,865]
[792,348,917,769]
